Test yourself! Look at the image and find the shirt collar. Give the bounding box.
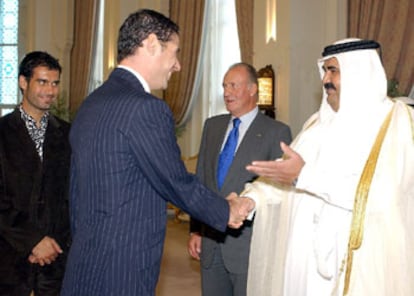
[234,106,259,126]
[117,65,151,93]
[19,104,49,126]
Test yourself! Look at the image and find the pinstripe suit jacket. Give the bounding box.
[190,112,292,274]
[61,68,229,296]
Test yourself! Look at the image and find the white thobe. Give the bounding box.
[245,100,414,296]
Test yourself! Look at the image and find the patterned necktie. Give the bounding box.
[217,118,241,189]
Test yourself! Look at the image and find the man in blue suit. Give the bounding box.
[61,9,254,296]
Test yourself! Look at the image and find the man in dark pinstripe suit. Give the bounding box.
[61,9,254,296]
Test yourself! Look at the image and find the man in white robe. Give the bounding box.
[243,38,414,296]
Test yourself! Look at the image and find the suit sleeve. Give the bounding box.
[69,154,78,235]
[0,152,44,256]
[189,119,210,233]
[128,98,229,232]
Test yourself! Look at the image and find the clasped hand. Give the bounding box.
[227,192,255,228]
[188,194,255,260]
[28,236,63,266]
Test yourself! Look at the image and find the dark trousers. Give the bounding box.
[201,247,247,296]
[0,264,63,296]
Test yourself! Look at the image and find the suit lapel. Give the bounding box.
[223,113,266,188]
[236,113,267,157]
[43,116,64,169]
[210,115,232,190]
[9,109,40,163]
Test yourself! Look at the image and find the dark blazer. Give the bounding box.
[61,68,230,296]
[191,112,292,273]
[0,108,71,284]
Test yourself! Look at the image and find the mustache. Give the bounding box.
[324,83,336,91]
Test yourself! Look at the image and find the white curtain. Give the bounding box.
[88,0,104,94]
[178,0,241,157]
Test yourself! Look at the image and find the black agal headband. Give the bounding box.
[322,39,381,57]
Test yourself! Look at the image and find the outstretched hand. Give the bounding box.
[227,192,255,229]
[246,142,304,185]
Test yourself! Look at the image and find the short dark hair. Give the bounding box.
[228,62,259,86]
[18,51,62,80]
[117,9,179,63]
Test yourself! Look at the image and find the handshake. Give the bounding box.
[188,193,255,260]
[226,193,255,228]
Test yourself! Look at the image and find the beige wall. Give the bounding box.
[19,0,74,95]
[253,0,346,135]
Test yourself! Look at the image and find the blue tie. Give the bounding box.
[217,118,241,189]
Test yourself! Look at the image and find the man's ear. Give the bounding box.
[250,83,258,97]
[18,75,28,92]
[143,33,160,56]
[248,83,258,97]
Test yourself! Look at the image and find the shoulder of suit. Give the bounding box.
[100,72,167,109]
[109,67,149,94]
[208,113,230,120]
[0,108,19,127]
[255,113,290,129]
[205,113,231,125]
[48,114,71,132]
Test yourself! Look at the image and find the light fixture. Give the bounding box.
[266,0,277,43]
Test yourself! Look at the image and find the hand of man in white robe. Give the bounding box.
[246,142,305,185]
